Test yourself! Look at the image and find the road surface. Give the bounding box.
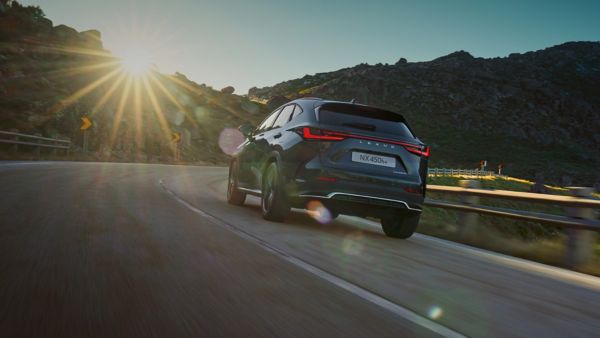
[0,162,598,337]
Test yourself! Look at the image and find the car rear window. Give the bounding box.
[318,104,414,139]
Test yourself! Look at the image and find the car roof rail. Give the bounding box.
[298,97,323,101]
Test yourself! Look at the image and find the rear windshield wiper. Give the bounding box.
[342,122,376,132]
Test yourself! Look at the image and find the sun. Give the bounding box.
[118,48,153,76]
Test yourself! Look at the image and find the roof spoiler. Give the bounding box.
[316,102,408,123]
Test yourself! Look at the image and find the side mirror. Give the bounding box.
[238,122,255,139]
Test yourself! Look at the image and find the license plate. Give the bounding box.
[351,152,396,168]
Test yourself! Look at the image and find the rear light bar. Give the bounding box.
[405,145,430,157]
[302,127,345,141]
[298,127,430,158]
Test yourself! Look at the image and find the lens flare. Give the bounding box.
[218,128,245,155]
[342,231,365,256]
[428,306,443,320]
[171,111,185,126]
[194,106,210,120]
[306,200,333,224]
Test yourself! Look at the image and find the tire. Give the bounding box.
[227,161,246,206]
[381,212,420,239]
[261,162,290,222]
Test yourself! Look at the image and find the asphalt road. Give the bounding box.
[0,162,599,337]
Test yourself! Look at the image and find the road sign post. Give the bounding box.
[83,131,89,152]
[80,116,92,153]
[171,132,181,162]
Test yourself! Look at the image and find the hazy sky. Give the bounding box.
[21,0,600,94]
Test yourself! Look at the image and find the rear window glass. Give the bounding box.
[319,105,414,138]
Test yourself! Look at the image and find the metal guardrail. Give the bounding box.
[427,185,600,208]
[425,180,599,268]
[0,131,70,153]
[428,168,495,177]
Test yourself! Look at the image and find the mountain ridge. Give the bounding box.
[249,41,600,185]
[1,1,598,185]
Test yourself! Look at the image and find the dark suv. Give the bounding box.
[227,98,429,239]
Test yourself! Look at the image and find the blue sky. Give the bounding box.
[21,0,600,93]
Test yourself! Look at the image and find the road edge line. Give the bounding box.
[159,179,465,338]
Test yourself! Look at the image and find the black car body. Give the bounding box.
[227,98,429,238]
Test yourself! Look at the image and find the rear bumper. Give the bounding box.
[288,191,422,218]
[297,191,422,212]
[286,173,425,217]
[284,156,426,217]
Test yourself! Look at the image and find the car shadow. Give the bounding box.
[238,196,387,240]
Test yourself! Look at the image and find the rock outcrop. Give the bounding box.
[220,86,235,94]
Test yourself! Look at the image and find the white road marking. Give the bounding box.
[0,161,54,167]
[159,179,465,338]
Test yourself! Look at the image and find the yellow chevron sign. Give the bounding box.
[80,117,92,131]
[171,132,181,143]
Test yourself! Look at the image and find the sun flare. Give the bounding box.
[118,49,153,76]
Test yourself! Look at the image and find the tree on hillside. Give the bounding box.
[1,0,45,19]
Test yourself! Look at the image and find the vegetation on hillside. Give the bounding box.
[249,44,600,186]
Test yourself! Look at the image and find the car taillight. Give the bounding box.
[297,127,430,158]
[300,127,346,141]
[405,146,430,158]
[404,186,423,194]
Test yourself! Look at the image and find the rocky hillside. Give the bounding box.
[250,43,600,185]
[0,1,266,163]
[1,1,598,184]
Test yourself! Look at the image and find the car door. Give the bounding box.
[238,107,282,189]
[252,104,296,188]
[276,104,304,178]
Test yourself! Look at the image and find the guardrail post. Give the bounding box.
[458,179,481,237]
[35,138,41,155]
[565,187,597,269]
[13,135,19,153]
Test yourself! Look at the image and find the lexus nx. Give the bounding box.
[227,98,429,239]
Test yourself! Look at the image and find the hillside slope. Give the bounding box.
[2,1,598,184]
[0,1,266,163]
[249,43,600,185]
